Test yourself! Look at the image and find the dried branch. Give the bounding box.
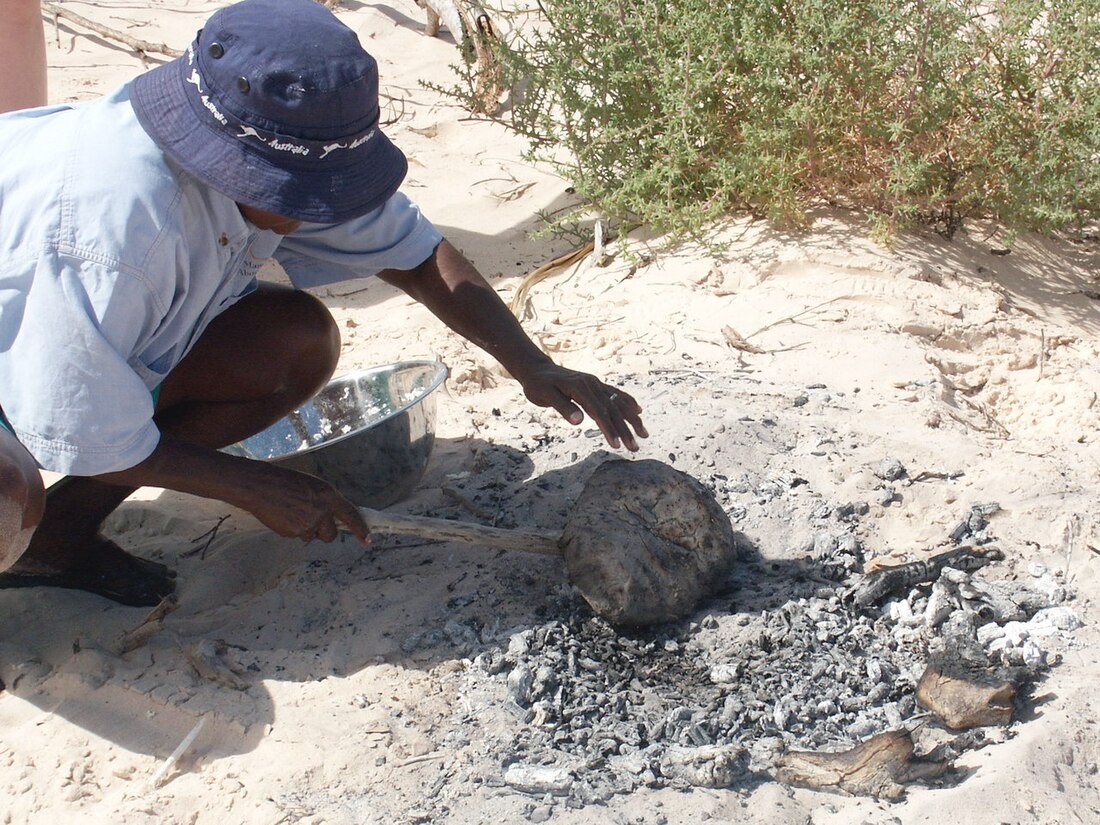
[42,2,182,58]
[775,730,947,800]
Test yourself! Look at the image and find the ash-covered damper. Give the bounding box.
[465,507,1077,800]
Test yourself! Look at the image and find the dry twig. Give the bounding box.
[42,2,182,57]
[112,596,178,655]
[509,242,594,317]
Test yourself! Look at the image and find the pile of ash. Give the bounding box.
[460,536,1079,801]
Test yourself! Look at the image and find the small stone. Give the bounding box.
[1027,562,1049,578]
[793,395,809,408]
[875,458,907,481]
[527,805,553,823]
[876,487,897,506]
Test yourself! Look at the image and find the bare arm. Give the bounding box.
[377,239,647,450]
[96,434,369,544]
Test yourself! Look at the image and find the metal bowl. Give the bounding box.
[223,360,448,508]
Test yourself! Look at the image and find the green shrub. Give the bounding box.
[454,0,1100,238]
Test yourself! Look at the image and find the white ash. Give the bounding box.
[503,764,574,795]
[413,437,1078,799]
[461,550,1077,797]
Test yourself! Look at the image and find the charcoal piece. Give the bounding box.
[850,545,1005,607]
[659,744,749,788]
[531,665,559,701]
[508,664,534,707]
[503,763,574,795]
[958,577,1061,623]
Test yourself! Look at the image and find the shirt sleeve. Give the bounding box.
[273,192,443,289]
[1,252,162,476]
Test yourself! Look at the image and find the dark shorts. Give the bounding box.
[0,386,162,438]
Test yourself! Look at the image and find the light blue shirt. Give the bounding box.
[0,83,443,476]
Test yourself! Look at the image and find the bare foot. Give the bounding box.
[0,535,176,606]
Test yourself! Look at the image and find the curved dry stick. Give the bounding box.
[41,2,182,58]
[509,242,595,316]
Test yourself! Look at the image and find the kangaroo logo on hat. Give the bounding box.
[130,0,407,223]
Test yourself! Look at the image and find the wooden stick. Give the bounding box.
[358,506,561,555]
[150,717,205,789]
[509,242,595,315]
[41,2,183,58]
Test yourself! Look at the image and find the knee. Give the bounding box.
[0,451,45,572]
[281,290,341,388]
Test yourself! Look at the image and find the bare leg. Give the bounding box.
[0,428,46,573]
[0,1,47,113]
[0,283,340,605]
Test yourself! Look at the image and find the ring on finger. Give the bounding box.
[608,392,620,402]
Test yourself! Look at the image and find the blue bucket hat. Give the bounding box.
[130,0,407,223]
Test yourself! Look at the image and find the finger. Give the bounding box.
[624,409,649,441]
[543,386,585,426]
[333,497,371,545]
[582,387,644,451]
[580,396,623,450]
[607,390,648,449]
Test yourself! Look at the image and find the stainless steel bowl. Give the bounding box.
[223,360,448,508]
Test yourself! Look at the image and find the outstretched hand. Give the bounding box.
[374,242,648,451]
[516,362,648,451]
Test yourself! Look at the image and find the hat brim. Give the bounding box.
[130,55,408,224]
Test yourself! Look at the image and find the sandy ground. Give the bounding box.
[2,2,1099,823]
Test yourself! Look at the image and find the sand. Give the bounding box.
[1,2,1099,823]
